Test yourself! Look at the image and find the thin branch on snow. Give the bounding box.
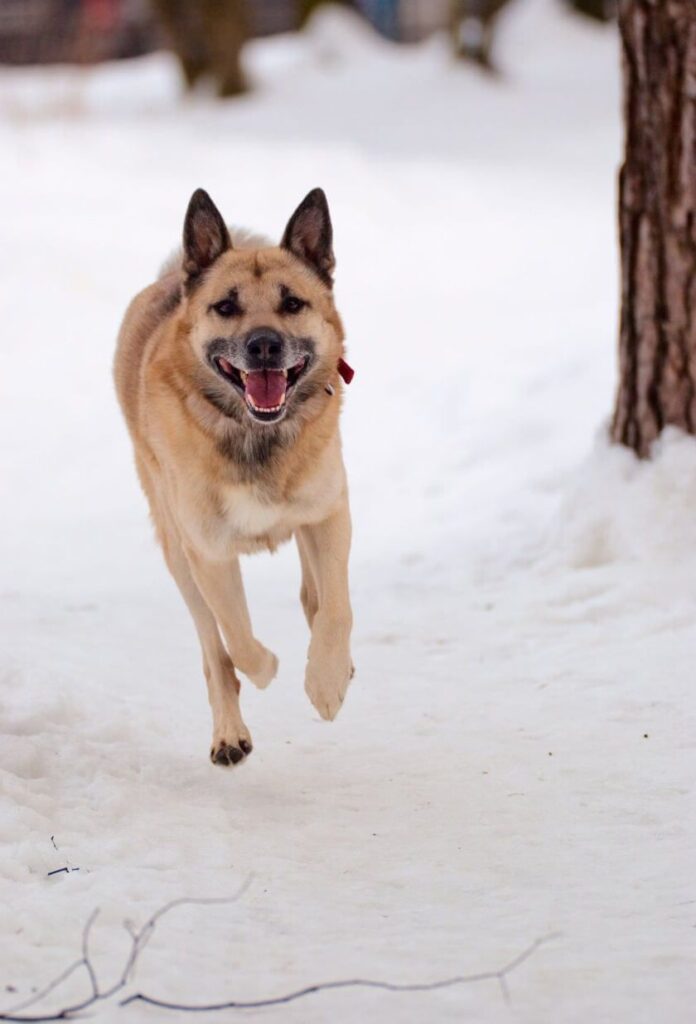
[120,933,559,1014]
[0,886,557,1022]
[0,885,252,1023]
[0,961,86,1019]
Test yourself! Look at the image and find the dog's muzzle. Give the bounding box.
[210,329,311,423]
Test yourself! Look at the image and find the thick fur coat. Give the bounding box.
[114,188,354,766]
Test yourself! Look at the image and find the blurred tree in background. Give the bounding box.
[612,0,696,457]
[151,0,248,96]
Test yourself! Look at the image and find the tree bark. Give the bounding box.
[612,0,696,457]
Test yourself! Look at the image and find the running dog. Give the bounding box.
[114,188,354,766]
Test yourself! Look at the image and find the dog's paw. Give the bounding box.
[305,657,353,721]
[210,736,252,768]
[210,718,252,768]
[245,643,279,690]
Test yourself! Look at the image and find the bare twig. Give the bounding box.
[120,934,559,1013]
[0,884,557,1022]
[46,837,79,878]
[0,884,252,1023]
[81,909,99,1001]
[0,961,86,1018]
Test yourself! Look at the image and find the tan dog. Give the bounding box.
[114,188,353,766]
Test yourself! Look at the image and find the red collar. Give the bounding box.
[338,357,354,384]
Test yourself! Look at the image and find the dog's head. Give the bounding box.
[180,187,343,427]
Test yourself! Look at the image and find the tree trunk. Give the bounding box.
[612,0,696,457]
[150,0,248,97]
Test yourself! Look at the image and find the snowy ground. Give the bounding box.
[1,2,695,1021]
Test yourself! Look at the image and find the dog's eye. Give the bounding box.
[212,297,241,318]
[280,294,307,315]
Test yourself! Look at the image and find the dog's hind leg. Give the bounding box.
[296,530,319,628]
[183,551,278,691]
[158,522,254,767]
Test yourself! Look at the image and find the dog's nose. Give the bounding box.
[246,328,283,364]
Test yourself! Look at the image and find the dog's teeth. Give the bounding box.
[281,369,288,378]
[247,394,286,414]
[241,370,248,382]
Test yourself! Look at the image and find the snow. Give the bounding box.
[1,1,694,1020]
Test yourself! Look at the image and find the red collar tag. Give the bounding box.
[338,358,355,385]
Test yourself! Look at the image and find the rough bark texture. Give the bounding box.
[612,0,696,457]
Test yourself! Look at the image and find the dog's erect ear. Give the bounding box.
[183,189,231,281]
[281,188,335,286]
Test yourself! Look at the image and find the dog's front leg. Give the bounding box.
[184,550,278,690]
[298,496,353,720]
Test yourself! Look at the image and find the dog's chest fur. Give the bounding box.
[221,483,302,549]
[203,456,343,555]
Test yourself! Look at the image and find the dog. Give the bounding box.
[114,188,354,766]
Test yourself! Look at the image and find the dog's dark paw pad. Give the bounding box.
[210,742,249,767]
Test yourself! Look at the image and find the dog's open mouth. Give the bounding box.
[215,357,309,421]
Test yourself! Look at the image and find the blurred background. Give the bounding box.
[0,0,615,80]
[0,0,617,84]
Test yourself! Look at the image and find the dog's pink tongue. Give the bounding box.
[245,370,287,409]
